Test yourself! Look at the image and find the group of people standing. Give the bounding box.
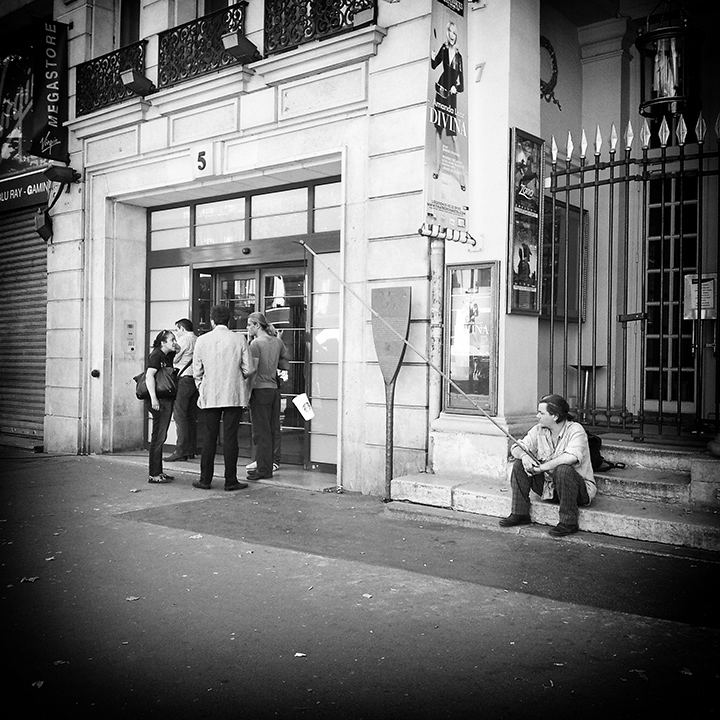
[145,305,289,491]
[145,308,595,538]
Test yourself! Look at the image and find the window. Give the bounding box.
[196,197,245,246]
[204,0,230,14]
[251,188,308,239]
[148,181,341,252]
[120,0,141,47]
[150,207,190,251]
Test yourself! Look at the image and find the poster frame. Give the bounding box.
[444,261,499,415]
[508,127,545,315]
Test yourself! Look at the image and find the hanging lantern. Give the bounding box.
[634,1,700,118]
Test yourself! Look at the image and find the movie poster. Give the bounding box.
[508,128,544,314]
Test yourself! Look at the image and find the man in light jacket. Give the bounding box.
[192,304,253,491]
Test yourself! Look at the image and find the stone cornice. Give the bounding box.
[579,17,635,63]
[67,100,154,140]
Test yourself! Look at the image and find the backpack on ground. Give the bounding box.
[586,432,625,472]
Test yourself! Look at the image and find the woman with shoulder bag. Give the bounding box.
[146,329,179,483]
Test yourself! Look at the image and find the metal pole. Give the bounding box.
[427,235,445,470]
[295,240,540,463]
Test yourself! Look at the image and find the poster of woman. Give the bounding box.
[425,0,468,237]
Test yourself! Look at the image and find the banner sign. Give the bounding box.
[0,20,68,181]
[421,0,469,242]
[30,21,69,162]
[0,170,49,211]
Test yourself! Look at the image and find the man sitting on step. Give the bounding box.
[499,393,596,537]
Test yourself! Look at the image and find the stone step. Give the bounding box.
[593,466,690,504]
[391,474,720,552]
[598,434,709,473]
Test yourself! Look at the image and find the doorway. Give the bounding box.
[196,265,309,466]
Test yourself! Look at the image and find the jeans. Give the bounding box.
[173,376,198,456]
[509,458,590,526]
[200,406,243,487]
[250,388,280,476]
[148,399,174,476]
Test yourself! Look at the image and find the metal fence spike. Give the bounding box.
[625,120,634,150]
[659,116,670,147]
[551,135,558,163]
[566,130,574,161]
[715,112,720,140]
[610,123,618,152]
[676,115,687,146]
[580,129,588,158]
[640,118,651,148]
[695,113,707,143]
[594,125,602,155]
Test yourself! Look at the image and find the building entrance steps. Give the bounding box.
[391,463,720,553]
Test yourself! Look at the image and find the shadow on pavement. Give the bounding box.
[120,484,719,629]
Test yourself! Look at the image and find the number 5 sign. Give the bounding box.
[191,143,215,179]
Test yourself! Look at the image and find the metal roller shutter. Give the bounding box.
[0,209,47,449]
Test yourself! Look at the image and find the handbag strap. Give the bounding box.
[178,359,193,377]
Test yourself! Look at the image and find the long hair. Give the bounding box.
[248,311,277,336]
[540,393,573,423]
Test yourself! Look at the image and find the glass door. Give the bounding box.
[261,268,307,465]
[195,267,308,465]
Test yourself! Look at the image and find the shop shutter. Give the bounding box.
[0,209,47,448]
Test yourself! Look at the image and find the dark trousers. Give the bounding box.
[173,376,198,456]
[200,406,243,487]
[272,388,281,463]
[148,399,174,476]
[509,458,590,526]
[250,388,279,477]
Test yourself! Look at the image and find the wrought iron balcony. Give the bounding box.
[75,41,147,117]
[264,0,377,56]
[158,1,253,89]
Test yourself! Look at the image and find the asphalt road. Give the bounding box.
[1,450,718,719]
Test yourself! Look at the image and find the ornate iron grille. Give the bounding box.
[264,0,376,56]
[158,2,250,89]
[547,113,719,439]
[75,41,146,117]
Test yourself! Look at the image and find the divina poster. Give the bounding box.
[421,0,469,242]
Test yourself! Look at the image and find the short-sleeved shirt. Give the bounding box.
[519,420,596,502]
[147,347,172,372]
[249,335,290,389]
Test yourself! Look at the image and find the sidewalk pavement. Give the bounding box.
[1,448,719,719]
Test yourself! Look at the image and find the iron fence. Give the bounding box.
[546,113,719,439]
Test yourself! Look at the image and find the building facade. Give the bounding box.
[1,0,717,495]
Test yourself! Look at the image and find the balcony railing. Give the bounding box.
[264,0,376,56]
[74,1,377,117]
[158,1,251,89]
[75,41,147,117]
